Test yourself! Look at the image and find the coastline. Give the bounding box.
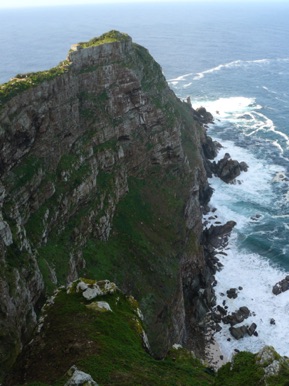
[205,332,228,370]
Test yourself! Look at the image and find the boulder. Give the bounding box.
[226,288,238,299]
[65,365,98,386]
[222,306,250,326]
[211,153,249,183]
[216,305,227,316]
[229,325,248,340]
[272,276,289,295]
[247,323,257,336]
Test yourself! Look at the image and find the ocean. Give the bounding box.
[1,1,289,361]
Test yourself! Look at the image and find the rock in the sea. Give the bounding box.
[247,322,257,336]
[229,325,248,340]
[226,288,238,299]
[211,153,249,183]
[272,276,289,295]
[222,306,250,326]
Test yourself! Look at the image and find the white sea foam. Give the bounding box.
[192,59,273,82]
[214,243,289,359]
[205,137,289,358]
[191,96,258,120]
[208,195,289,359]
[191,95,289,160]
[168,72,193,86]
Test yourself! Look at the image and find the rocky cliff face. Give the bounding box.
[0,30,214,378]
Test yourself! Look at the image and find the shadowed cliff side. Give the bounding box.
[0,30,214,378]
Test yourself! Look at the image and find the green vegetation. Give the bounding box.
[215,349,289,386]
[132,43,166,92]
[0,61,70,107]
[78,30,131,49]
[80,171,195,355]
[215,352,264,385]
[5,155,44,191]
[6,284,215,385]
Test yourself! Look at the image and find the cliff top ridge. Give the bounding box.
[0,30,131,108]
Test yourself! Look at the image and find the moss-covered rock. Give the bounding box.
[215,347,289,386]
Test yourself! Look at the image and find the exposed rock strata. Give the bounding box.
[0,31,216,376]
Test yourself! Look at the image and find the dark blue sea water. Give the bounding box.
[1,1,289,359]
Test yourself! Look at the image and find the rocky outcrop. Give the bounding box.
[0,31,215,377]
[210,153,248,183]
[3,278,215,385]
[203,220,236,249]
[272,276,289,295]
[65,366,98,386]
[190,105,214,125]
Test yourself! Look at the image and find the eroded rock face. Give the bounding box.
[0,31,214,375]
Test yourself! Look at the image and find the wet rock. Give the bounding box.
[203,221,236,249]
[211,153,249,183]
[202,135,219,160]
[211,312,222,323]
[270,318,276,325]
[272,276,289,295]
[217,305,227,316]
[247,323,257,336]
[193,106,214,124]
[215,324,222,332]
[222,306,250,326]
[226,288,238,299]
[230,325,248,340]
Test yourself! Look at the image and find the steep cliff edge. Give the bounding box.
[0,30,214,378]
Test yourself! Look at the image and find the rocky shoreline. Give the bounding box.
[197,104,289,369]
[192,104,256,366]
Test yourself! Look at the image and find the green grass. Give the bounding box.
[215,352,264,386]
[78,30,130,49]
[6,285,215,386]
[0,61,70,107]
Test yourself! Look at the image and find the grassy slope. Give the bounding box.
[5,284,215,386]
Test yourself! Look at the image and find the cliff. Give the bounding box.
[0,30,215,379]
